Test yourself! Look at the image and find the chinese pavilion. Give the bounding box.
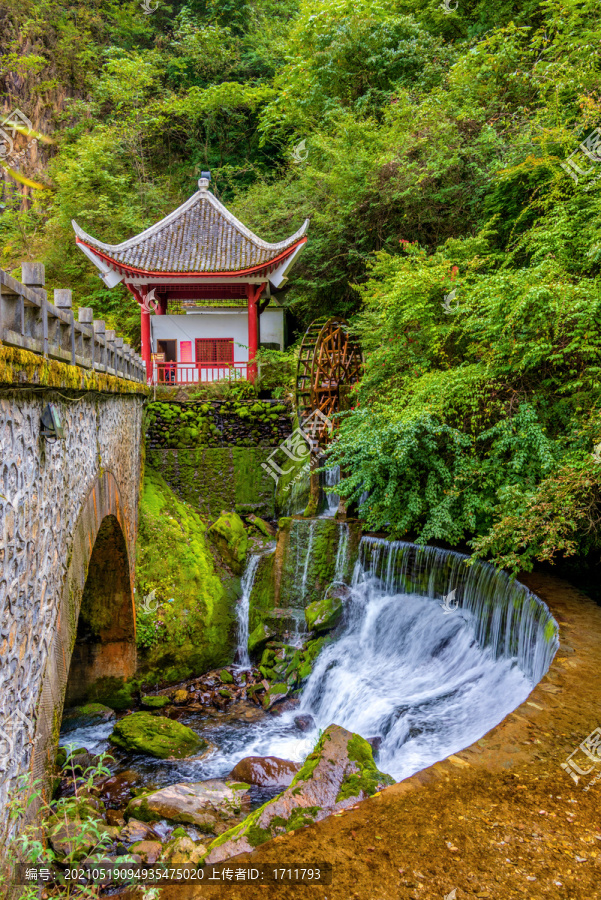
[72,174,308,384]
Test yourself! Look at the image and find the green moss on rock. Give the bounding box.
[109,712,207,759]
[209,511,248,574]
[135,468,237,676]
[305,594,343,633]
[141,695,170,709]
[336,734,395,801]
[248,623,276,653]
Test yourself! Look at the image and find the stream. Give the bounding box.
[61,533,558,787]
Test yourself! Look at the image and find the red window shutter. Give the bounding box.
[195,338,234,363]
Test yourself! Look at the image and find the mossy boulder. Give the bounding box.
[219,669,234,684]
[141,695,170,710]
[109,712,208,760]
[262,683,289,710]
[247,514,275,538]
[61,703,116,733]
[209,511,248,574]
[248,622,276,654]
[204,724,394,864]
[305,594,343,633]
[136,468,238,676]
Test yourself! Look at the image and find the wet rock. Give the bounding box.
[247,514,275,537]
[120,818,161,844]
[126,780,251,833]
[99,770,141,808]
[130,840,162,864]
[248,622,277,654]
[109,712,209,760]
[141,695,170,710]
[219,668,234,684]
[270,698,300,716]
[61,703,116,733]
[229,757,300,787]
[367,736,383,754]
[209,511,248,574]
[294,714,315,732]
[106,809,126,828]
[305,593,343,633]
[204,724,394,864]
[161,835,207,865]
[262,683,289,710]
[172,689,189,705]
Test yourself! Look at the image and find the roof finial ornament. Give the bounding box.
[198,170,211,190]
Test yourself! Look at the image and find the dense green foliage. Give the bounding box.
[3,0,601,571]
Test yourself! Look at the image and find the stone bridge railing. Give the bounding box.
[0,265,147,851]
[0,263,146,383]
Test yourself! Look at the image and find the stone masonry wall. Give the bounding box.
[0,388,144,834]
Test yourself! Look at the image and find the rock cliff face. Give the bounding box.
[134,467,238,680]
[204,724,394,864]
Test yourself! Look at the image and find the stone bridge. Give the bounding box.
[0,265,147,835]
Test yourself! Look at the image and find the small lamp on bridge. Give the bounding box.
[40,403,64,442]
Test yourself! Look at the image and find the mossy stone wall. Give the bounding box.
[135,468,238,677]
[147,447,278,519]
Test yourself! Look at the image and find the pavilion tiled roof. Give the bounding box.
[72,181,309,275]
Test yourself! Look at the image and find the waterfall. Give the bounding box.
[322,465,340,517]
[281,466,311,516]
[334,523,350,582]
[235,553,262,668]
[357,537,558,683]
[296,536,559,781]
[300,520,316,601]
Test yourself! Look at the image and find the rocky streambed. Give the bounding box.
[53,665,392,876]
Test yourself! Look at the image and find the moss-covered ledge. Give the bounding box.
[0,344,150,395]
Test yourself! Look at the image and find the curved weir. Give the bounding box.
[297,537,559,780]
[61,536,560,790]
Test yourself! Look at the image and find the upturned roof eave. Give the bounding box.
[71,187,309,255]
[75,234,308,280]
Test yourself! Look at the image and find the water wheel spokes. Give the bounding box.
[295,316,363,447]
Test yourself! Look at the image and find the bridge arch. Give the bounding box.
[32,470,137,790]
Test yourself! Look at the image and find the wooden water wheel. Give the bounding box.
[295,317,363,446]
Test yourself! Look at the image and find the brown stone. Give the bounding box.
[126,780,251,832]
[130,840,162,864]
[172,689,189,704]
[99,770,141,808]
[229,756,300,787]
[106,809,126,827]
[120,818,161,844]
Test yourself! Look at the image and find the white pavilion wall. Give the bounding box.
[150,309,284,362]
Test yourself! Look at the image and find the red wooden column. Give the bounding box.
[139,287,152,382]
[246,283,262,383]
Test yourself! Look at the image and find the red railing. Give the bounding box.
[153,361,249,385]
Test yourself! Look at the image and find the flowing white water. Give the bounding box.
[300,520,316,602]
[334,523,350,582]
[298,537,559,780]
[64,537,559,789]
[322,465,341,517]
[235,553,263,668]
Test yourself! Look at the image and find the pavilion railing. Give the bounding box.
[154,361,249,385]
[0,263,146,384]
